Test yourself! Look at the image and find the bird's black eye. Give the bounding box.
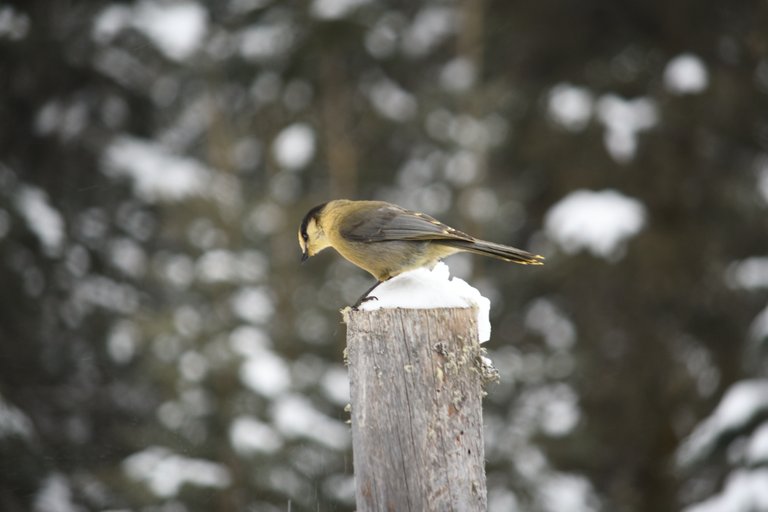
[302,232,309,241]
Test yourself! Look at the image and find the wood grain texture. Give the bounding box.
[344,307,487,512]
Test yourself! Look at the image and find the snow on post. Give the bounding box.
[343,262,493,511]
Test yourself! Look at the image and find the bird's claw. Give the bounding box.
[352,295,378,310]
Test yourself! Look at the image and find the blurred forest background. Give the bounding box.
[1,0,768,511]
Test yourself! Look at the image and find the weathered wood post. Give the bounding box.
[344,307,488,512]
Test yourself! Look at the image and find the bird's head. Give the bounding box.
[298,202,330,262]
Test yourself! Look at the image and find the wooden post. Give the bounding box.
[344,308,488,512]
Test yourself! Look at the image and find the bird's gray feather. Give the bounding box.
[338,204,473,243]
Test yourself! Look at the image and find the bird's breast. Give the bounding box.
[332,238,458,281]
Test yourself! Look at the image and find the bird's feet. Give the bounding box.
[352,295,378,310]
[352,281,384,310]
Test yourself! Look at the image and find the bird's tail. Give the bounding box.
[441,239,544,265]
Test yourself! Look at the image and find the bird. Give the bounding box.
[298,199,543,306]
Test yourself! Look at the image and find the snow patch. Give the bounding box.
[540,473,599,512]
[311,0,371,19]
[358,262,491,342]
[94,1,207,61]
[240,22,294,62]
[677,380,768,467]
[321,366,351,405]
[231,286,274,324]
[545,189,646,259]
[758,158,768,204]
[440,58,477,93]
[239,349,290,398]
[230,416,283,455]
[664,53,709,94]
[104,136,210,203]
[0,394,34,439]
[0,6,30,41]
[272,123,316,171]
[367,77,417,122]
[596,95,658,162]
[547,84,594,132]
[746,422,768,464]
[402,6,456,57]
[525,299,576,350]
[16,186,65,257]
[683,468,768,512]
[123,446,231,497]
[33,474,77,512]
[727,257,768,290]
[749,305,768,343]
[272,394,350,450]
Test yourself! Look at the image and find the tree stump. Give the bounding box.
[344,307,487,512]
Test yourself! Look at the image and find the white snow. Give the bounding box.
[461,187,499,222]
[197,249,267,283]
[231,325,290,400]
[230,286,274,324]
[677,380,768,467]
[364,15,399,59]
[368,77,417,122]
[33,474,77,512]
[94,1,207,61]
[444,149,480,185]
[73,275,139,314]
[727,257,768,290]
[596,95,658,162]
[749,304,768,343]
[34,100,88,140]
[321,366,351,405]
[16,186,65,257]
[488,488,520,512]
[358,262,491,342]
[228,0,272,15]
[229,325,271,356]
[272,394,350,450]
[239,349,291,398]
[547,84,594,132]
[545,189,647,259]
[107,320,139,364]
[311,0,371,19]
[229,416,283,455]
[758,158,768,204]
[109,237,147,277]
[539,473,598,512]
[123,446,231,497]
[92,5,131,43]
[179,351,208,381]
[683,468,768,512]
[240,23,295,62]
[746,422,768,464]
[272,123,316,171]
[440,58,477,93]
[0,394,34,439]
[525,299,577,350]
[664,53,709,94]
[0,6,30,41]
[539,386,581,437]
[0,209,9,240]
[401,6,457,58]
[448,114,501,149]
[103,136,210,203]
[134,1,207,60]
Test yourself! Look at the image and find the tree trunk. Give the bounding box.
[344,308,488,512]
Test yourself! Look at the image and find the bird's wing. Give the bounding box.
[339,204,473,243]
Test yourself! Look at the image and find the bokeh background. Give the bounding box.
[1,1,768,511]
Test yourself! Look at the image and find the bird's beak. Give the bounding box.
[301,250,309,263]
